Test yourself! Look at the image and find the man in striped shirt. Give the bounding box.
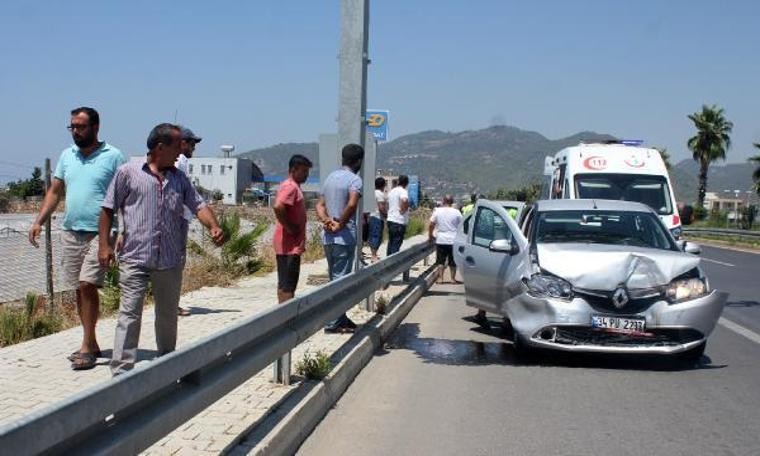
[98,123,224,376]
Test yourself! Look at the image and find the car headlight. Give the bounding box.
[665,277,708,303]
[526,275,573,300]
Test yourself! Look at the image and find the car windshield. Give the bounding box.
[534,210,676,250]
[574,173,673,215]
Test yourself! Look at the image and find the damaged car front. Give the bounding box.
[454,198,728,359]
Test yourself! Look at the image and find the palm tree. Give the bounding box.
[687,105,733,208]
[750,142,760,195]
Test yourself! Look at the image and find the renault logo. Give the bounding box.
[612,287,629,309]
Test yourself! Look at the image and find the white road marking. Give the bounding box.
[701,258,735,267]
[719,317,760,345]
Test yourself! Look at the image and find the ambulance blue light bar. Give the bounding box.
[603,139,644,146]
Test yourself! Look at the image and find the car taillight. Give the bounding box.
[672,214,681,226]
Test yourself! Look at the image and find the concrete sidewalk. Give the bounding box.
[0,234,429,454]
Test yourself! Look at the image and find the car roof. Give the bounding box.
[534,199,655,213]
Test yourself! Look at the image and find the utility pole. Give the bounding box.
[337,0,370,273]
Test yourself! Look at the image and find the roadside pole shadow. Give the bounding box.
[183,307,241,315]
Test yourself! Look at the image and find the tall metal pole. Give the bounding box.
[337,0,370,272]
[44,158,54,311]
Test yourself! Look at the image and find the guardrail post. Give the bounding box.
[273,352,291,385]
[402,269,410,283]
[365,291,375,312]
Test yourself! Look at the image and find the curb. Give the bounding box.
[230,264,439,455]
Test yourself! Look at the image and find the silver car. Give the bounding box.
[453,198,728,359]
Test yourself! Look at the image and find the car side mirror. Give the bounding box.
[677,240,701,255]
[684,241,701,255]
[489,239,519,255]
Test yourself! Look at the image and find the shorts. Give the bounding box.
[60,230,114,289]
[435,244,455,266]
[276,254,301,292]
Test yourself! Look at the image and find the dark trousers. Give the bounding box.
[386,221,406,256]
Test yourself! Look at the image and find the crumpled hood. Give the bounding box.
[536,243,700,290]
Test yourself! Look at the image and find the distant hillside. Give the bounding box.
[237,126,614,195]
[236,126,755,202]
[670,159,756,204]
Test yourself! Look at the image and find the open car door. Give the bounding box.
[453,199,530,315]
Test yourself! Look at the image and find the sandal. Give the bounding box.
[70,352,98,370]
[67,350,102,361]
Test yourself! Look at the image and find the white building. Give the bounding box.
[187,157,257,205]
[128,156,260,205]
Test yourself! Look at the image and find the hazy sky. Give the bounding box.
[1,0,758,182]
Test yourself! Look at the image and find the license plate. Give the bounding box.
[591,315,646,333]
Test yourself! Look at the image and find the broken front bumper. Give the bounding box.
[506,290,729,354]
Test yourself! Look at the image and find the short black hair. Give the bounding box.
[146,123,180,150]
[341,143,364,167]
[398,175,409,187]
[70,107,100,126]
[289,154,313,170]
[374,176,386,190]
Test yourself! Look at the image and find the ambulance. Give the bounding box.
[543,140,683,238]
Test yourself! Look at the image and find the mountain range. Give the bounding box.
[236,125,757,204]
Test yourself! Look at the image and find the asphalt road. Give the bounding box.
[298,245,760,456]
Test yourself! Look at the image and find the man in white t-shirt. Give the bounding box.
[174,126,202,317]
[368,176,387,262]
[428,194,463,284]
[386,175,410,256]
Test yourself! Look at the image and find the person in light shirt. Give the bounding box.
[386,175,410,256]
[428,194,463,284]
[174,127,202,317]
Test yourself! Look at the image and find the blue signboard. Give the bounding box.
[408,175,420,208]
[366,109,390,142]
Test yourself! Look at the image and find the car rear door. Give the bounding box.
[454,200,530,314]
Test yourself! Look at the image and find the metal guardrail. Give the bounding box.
[683,227,760,238]
[0,241,434,455]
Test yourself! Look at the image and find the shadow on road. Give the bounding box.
[726,300,760,308]
[384,322,726,372]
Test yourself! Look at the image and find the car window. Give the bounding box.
[473,207,513,248]
[574,173,674,215]
[534,210,676,250]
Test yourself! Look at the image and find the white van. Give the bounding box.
[544,141,682,237]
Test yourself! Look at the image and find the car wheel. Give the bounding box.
[500,318,515,340]
[512,334,533,361]
[679,342,706,363]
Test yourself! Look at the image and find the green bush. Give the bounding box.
[99,263,121,314]
[707,209,728,227]
[404,209,431,238]
[693,206,707,221]
[295,350,332,380]
[0,293,62,347]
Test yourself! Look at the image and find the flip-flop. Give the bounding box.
[70,352,98,370]
[67,350,102,361]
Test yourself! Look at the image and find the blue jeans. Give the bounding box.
[367,216,384,251]
[386,221,406,256]
[324,243,355,328]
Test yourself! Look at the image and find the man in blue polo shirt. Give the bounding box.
[29,107,125,370]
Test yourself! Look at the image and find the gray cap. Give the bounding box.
[180,127,202,143]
